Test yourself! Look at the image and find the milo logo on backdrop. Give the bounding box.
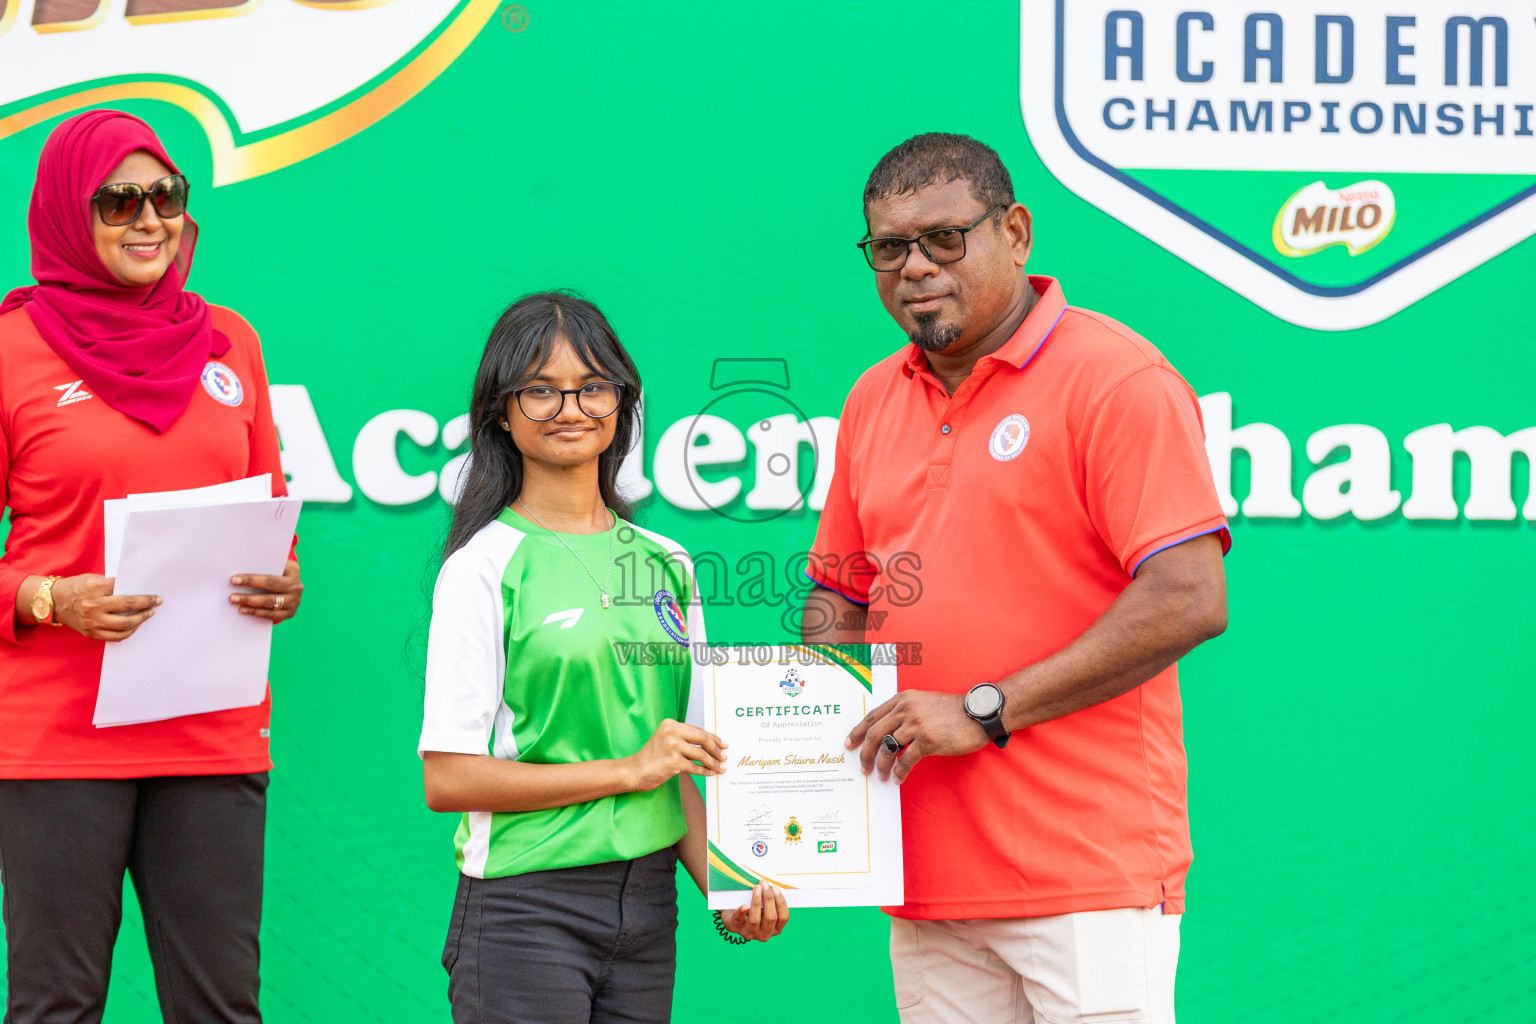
[0,0,497,185]
[1021,1,1536,329]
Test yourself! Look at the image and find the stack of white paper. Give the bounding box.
[94,475,302,728]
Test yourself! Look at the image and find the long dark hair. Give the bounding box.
[442,291,642,560]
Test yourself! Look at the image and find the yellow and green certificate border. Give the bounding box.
[706,643,874,893]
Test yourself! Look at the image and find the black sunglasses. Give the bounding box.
[89,174,190,227]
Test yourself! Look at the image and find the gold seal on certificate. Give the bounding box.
[704,643,903,909]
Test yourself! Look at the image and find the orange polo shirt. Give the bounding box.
[808,276,1229,920]
[0,303,289,779]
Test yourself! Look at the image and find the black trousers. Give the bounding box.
[443,847,679,1024]
[0,773,268,1024]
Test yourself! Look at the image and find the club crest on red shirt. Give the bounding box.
[201,361,243,407]
[988,414,1030,461]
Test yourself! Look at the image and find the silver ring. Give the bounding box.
[881,734,901,755]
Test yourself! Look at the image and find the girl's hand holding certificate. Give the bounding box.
[717,882,790,943]
[623,719,729,790]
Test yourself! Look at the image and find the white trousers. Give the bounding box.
[890,906,1181,1024]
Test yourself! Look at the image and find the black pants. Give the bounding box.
[0,773,267,1024]
[443,848,679,1024]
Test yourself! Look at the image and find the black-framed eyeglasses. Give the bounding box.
[856,205,1006,272]
[89,174,190,227]
[512,381,624,421]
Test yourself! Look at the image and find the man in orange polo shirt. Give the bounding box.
[803,133,1229,1023]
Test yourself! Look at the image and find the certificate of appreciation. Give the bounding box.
[704,644,902,909]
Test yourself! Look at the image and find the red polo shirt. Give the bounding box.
[0,303,289,779]
[808,277,1229,920]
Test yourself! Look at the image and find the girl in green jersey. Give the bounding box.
[419,292,787,1023]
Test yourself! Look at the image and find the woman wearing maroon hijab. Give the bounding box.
[0,110,301,1023]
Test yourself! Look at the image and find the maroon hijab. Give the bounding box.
[0,110,229,434]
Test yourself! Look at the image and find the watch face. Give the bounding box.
[965,684,1002,718]
[30,590,49,621]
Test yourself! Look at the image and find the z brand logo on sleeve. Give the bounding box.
[53,379,91,406]
[1021,1,1536,330]
[0,0,498,186]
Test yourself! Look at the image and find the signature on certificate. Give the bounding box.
[746,803,775,825]
[814,810,842,824]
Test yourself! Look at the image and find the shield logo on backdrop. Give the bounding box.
[1020,1,1536,330]
[0,0,498,186]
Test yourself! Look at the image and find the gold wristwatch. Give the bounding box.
[30,576,63,627]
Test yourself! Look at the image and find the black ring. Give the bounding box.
[881,734,901,755]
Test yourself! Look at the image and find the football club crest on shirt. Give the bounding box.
[654,589,688,645]
[988,414,1030,461]
[779,669,804,696]
[201,361,243,407]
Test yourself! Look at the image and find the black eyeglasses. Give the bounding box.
[512,381,624,421]
[89,174,190,227]
[857,205,1006,272]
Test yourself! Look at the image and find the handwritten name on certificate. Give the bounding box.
[704,644,903,909]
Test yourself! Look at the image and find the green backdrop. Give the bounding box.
[3,2,1534,1021]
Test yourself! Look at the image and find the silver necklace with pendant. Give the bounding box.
[516,498,616,608]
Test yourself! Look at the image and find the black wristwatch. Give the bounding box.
[963,682,1009,748]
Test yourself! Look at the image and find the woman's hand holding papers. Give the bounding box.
[229,560,303,624]
[47,574,160,642]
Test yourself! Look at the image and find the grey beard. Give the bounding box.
[908,312,961,352]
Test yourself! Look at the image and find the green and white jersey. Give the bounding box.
[418,507,706,879]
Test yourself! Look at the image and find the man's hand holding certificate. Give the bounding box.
[703,644,903,909]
